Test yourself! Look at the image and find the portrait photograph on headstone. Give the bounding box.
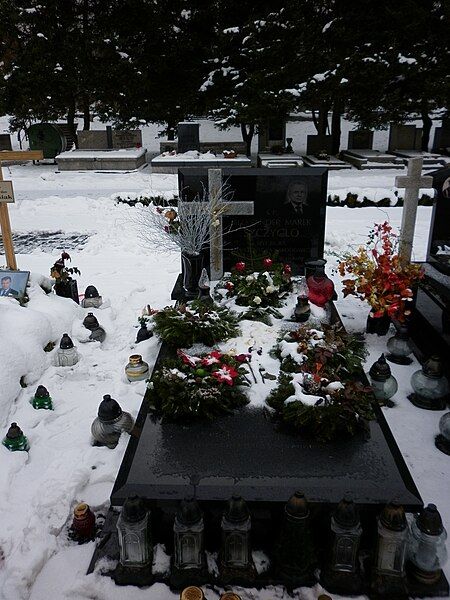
[0,269,29,299]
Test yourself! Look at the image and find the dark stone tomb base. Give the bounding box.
[114,563,153,587]
[169,562,209,589]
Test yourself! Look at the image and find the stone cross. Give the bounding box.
[207,168,254,280]
[396,157,433,264]
[0,150,43,269]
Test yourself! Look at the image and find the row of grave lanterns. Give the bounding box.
[110,493,447,594]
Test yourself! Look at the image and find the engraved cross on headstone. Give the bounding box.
[189,168,254,281]
[396,157,433,264]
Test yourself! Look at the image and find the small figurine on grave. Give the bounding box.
[82,313,106,343]
[55,333,79,367]
[50,252,81,304]
[69,503,96,543]
[81,285,103,309]
[91,395,134,448]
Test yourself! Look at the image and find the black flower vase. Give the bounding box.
[54,279,79,304]
[366,310,390,336]
[181,252,204,299]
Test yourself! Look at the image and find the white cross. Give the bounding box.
[396,157,433,264]
[190,168,254,280]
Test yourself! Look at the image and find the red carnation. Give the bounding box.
[235,262,246,272]
[263,258,273,268]
[283,264,292,274]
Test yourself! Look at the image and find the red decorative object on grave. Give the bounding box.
[263,257,273,268]
[307,271,335,308]
[71,503,96,541]
[235,262,246,272]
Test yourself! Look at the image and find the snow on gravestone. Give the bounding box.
[179,167,328,276]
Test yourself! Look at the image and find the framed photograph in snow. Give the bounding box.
[0,269,30,300]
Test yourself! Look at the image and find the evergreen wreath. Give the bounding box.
[152,300,240,348]
[147,349,250,421]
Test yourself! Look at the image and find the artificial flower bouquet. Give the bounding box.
[147,349,250,421]
[338,222,424,322]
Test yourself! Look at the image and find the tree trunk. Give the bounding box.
[67,100,78,148]
[240,123,255,157]
[331,101,342,154]
[82,95,90,130]
[167,120,176,141]
[421,106,432,152]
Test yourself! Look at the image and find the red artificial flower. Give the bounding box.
[212,364,239,386]
[235,353,250,363]
[177,349,200,368]
[263,258,273,268]
[61,251,71,261]
[235,262,246,272]
[201,350,222,366]
[225,281,235,291]
[283,264,292,274]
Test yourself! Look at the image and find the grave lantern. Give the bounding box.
[368,354,398,402]
[82,312,106,343]
[435,411,450,455]
[116,495,153,583]
[30,385,53,410]
[173,498,204,571]
[81,285,103,309]
[70,502,96,542]
[306,267,335,308]
[2,422,29,452]
[372,502,408,596]
[275,491,315,586]
[407,504,448,585]
[221,496,252,571]
[386,326,413,365]
[198,268,213,304]
[180,587,206,600]
[91,395,134,449]
[321,496,362,594]
[219,594,242,600]
[293,277,310,322]
[125,354,149,382]
[56,333,79,367]
[409,355,449,410]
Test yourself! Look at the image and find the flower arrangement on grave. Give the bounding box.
[151,299,240,348]
[219,258,292,310]
[338,222,424,323]
[266,324,373,442]
[50,252,81,282]
[147,349,250,421]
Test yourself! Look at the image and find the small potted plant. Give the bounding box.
[339,222,424,334]
[50,252,81,304]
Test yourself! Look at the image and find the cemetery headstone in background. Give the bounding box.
[306,134,333,156]
[179,167,328,275]
[177,122,200,153]
[0,134,12,151]
[432,117,450,153]
[258,117,286,152]
[78,129,142,150]
[347,129,374,150]
[388,124,422,151]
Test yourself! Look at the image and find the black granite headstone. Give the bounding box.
[178,122,200,153]
[432,117,450,153]
[347,129,374,150]
[426,166,450,274]
[179,167,327,275]
[306,134,333,155]
[0,134,12,151]
[388,124,422,151]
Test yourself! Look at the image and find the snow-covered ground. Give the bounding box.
[0,148,449,600]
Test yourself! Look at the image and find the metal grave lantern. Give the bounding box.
[275,491,315,587]
[435,411,450,455]
[91,394,134,449]
[409,355,449,410]
[386,325,413,365]
[81,285,103,309]
[220,496,254,582]
[56,333,79,367]
[372,501,408,596]
[69,502,96,543]
[407,504,448,585]
[30,385,53,410]
[173,498,205,572]
[82,312,106,343]
[116,495,153,586]
[369,354,398,402]
[321,496,362,594]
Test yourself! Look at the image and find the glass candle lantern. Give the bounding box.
[369,354,398,402]
[2,422,29,452]
[221,496,252,570]
[117,495,152,569]
[198,268,213,304]
[408,504,448,584]
[435,411,450,455]
[275,491,315,586]
[31,385,53,410]
[372,502,408,596]
[125,354,149,382]
[81,285,103,309]
[180,587,206,600]
[56,333,79,367]
[306,268,335,308]
[409,355,449,410]
[70,502,96,542]
[82,313,106,343]
[386,326,413,365]
[91,395,134,449]
[174,498,204,571]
